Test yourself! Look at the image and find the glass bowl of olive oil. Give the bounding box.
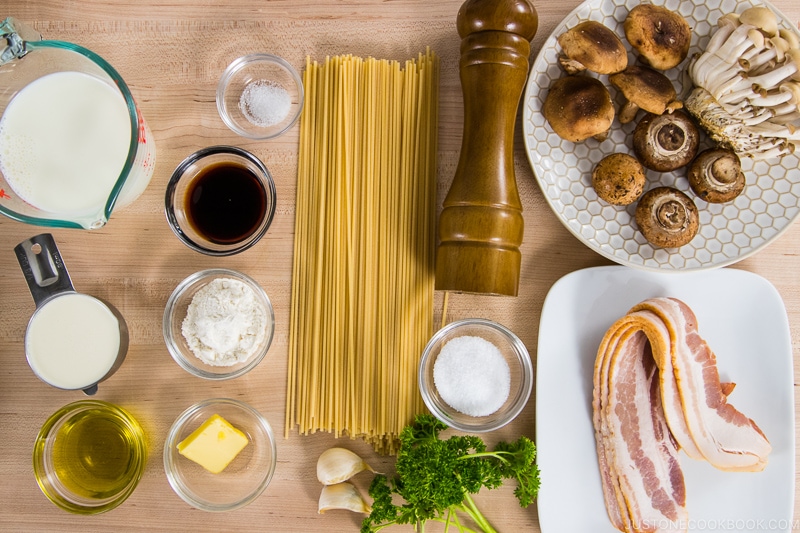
[32,400,147,514]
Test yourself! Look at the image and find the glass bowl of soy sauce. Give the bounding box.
[165,146,276,256]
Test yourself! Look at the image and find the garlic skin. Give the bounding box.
[316,447,376,485]
[686,6,800,160]
[318,482,372,514]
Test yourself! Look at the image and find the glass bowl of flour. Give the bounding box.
[418,318,533,433]
[163,269,274,380]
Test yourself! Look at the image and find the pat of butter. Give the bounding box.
[177,414,249,474]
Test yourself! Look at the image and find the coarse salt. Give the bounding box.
[239,79,291,128]
[181,277,267,367]
[433,335,511,417]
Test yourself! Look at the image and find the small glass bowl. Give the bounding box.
[163,269,275,380]
[164,146,276,256]
[418,318,533,433]
[164,398,277,512]
[216,53,304,140]
[32,400,147,514]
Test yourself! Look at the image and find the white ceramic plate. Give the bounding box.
[522,0,800,271]
[536,265,795,532]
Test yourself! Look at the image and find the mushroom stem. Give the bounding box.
[704,16,739,56]
[747,61,799,90]
[618,100,641,124]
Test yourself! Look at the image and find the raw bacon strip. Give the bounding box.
[593,297,771,533]
[631,298,771,472]
[594,322,688,532]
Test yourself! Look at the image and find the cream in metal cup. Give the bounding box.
[15,233,129,395]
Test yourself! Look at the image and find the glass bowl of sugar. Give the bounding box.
[216,54,304,140]
[163,269,275,380]
[418,318,533,433]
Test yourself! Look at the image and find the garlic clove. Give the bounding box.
[316,447,376,485]
[318,482,372,514]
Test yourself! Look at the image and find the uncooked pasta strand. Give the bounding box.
[287,51,439,453]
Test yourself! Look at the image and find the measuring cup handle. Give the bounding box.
[1,17,42,65]
[15,233,75,307]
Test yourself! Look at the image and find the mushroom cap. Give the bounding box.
[609,65,678,115]
[624,4,692,70]
[543,75,615,142]
[739,6,778,37]
[632,110,700,172]
[557,21,628,75]
[688,148,746,203]
[635,186,699,247]
[592,153,646,205]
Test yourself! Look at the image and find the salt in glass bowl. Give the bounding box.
[163,269,275,380]
[216,53,304,140]
[418,318,533,433]
[163,398,277,512]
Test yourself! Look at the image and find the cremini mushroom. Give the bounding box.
[624,4,692,70]
[557,20,628,75]
[609,65,682,123]
[543,75,615,142]
[635,186,699,247]
[686,5,800,159]
[688,148,746,203]
[592,153,646,205]
[632,109,699,171]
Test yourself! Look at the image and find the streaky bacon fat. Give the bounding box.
[593,297,771,533]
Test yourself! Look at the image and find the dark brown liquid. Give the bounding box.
[185,162,267,244]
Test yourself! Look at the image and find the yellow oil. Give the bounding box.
[51,408,141,499]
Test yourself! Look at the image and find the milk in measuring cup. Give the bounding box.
[0,71,132,215]
[25,292,121,390]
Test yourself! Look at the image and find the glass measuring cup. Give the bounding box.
[0,17,156,229]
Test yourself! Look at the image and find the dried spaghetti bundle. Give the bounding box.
[286,51,439,453]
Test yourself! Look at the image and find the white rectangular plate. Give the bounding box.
[536,266,795,532]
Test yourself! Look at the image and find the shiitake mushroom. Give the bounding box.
[557,21,628,75]
[633,110,699,172]
[624,4,692,70]
[688,148,746,203]
[635,186,699,248]
[609,65,681,124]
[543,75,615,142]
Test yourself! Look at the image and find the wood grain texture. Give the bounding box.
[1,0,799,531]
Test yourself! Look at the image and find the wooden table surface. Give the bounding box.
[1,0,798,531]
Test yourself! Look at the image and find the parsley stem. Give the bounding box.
[460,494,498,533]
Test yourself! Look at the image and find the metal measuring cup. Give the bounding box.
[15,233,129,395]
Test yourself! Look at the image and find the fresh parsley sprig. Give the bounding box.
[361,414,540,533]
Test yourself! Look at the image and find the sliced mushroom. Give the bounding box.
[635,186,699,247]
[624,4,692,71]
[592,153,646,205]
[609,65,682,123]
[557,21,628,75]
[543,75,615,142]
[632,110,699,171]
[688,148,746,203]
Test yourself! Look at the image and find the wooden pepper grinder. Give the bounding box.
[436,0,538,296]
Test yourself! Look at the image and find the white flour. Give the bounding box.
[181,277,267,367]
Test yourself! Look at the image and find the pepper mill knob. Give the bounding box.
[436,0,537,296]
